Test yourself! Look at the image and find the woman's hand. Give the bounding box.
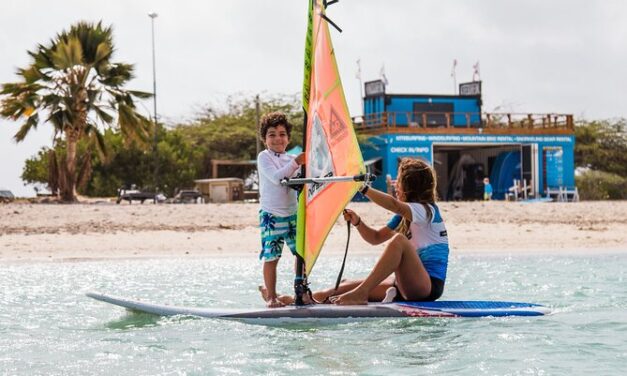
[343,209,361,226]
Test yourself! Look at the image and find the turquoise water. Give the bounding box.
[1,253,625,375]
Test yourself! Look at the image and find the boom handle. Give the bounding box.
[281,173,377,186]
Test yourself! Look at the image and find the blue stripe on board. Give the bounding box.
[396,301,548,317]
[400,301,542,309]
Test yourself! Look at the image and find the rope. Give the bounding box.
[334,214,351,291]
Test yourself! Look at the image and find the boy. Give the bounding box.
[483,177,493,201]
[257,112,305,308]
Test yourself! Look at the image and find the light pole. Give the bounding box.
[148,12,159,192]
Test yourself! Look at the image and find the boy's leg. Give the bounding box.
[263,259,284,308]
[258,210,287,308]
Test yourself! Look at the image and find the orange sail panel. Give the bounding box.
[297,0,365,276]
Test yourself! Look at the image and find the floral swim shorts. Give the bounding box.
[259,210,298,262]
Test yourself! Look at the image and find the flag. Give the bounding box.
[380,64,389,85]
[355,59,361,80]
[450,59,457,78]
[473,61,481,81]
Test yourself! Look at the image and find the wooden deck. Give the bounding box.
[353,112,574,135]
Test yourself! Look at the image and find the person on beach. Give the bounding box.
[327,157,449,305]
[263,158,449,306]
[257,111,305,308]
[483,177,493,201]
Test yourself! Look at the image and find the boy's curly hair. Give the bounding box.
[259,112,293,140]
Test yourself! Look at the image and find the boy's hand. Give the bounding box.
[294,152,305,165]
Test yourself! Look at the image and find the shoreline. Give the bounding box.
[1,201,625,262]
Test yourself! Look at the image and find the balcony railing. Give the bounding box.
[352,112,574,133]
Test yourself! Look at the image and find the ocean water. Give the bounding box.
[0,253,625,375]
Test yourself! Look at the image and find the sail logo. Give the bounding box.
[307,111,335,202]
[328,107,348,146]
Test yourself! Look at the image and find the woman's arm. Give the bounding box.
[343,209,395,245]
[362,186,413,221]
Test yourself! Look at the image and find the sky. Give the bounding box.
[1,0,625,196]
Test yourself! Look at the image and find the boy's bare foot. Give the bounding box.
[266,297,285,308]
[258,285,269,301]
[258,285,294,306]
[329,289,368,305]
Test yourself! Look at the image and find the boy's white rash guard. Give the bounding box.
[257,149,300,217]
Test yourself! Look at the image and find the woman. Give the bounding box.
[328,158,449,304]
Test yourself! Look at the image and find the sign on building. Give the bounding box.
[365,79,386,97]
[459,81,482,96]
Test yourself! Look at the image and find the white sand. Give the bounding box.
[1,201,625,262]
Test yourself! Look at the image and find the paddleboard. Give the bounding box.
[87,292,550,324]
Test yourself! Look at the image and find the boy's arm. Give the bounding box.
[362,187,413,221]
[257,153,300,185]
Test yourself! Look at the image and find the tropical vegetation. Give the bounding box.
[21,94,304,198]
[0,21,152,201]
[574,118,627,200]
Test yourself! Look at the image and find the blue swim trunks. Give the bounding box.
[259,210,297,262]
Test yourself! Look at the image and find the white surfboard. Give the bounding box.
[87,292,550,324]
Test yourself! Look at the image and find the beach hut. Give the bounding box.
[194,178,244,203]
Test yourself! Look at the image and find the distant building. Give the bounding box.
[357,79,575,200]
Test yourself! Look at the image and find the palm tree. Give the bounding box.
[260,212,276,232]
[0,21,152,201]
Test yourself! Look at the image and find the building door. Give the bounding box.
[522,144,538,197]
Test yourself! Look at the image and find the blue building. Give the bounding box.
[358,80,575,200]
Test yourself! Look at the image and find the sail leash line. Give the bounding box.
[334,212,351,291]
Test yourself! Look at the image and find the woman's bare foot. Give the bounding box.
[312,291,331,303]
[330,288,369,305]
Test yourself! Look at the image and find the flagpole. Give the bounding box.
[451,59,457,95]
[356,59,363,116]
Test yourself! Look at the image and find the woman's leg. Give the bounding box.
[332,234,430,305]
[260,277,394,305]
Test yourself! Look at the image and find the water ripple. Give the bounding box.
[0,254,625,375]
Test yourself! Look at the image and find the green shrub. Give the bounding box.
[576,170,627,200]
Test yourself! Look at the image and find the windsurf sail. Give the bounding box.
[296,0,365,277]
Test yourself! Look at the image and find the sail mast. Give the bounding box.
[294,0,315,306]
[294,0,366,304]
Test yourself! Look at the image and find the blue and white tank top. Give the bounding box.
[386,203,449,281]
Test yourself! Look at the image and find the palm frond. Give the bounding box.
[128,90,152,99]
[93,42,112,71]
[51,37,84,69]
[93,105,114,124]
[118,103,151,145]
[14,115,40,142]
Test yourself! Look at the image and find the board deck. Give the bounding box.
[87,292,550,323]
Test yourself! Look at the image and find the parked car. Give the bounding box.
[116,186,165,204]
[0,188,15,203]
[170,189,204,204]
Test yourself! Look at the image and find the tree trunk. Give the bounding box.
[60,135,78,202]
[59,83,89,202]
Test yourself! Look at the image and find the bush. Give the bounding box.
[576,170,627,200]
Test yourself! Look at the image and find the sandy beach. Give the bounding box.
[0,200,625,262]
